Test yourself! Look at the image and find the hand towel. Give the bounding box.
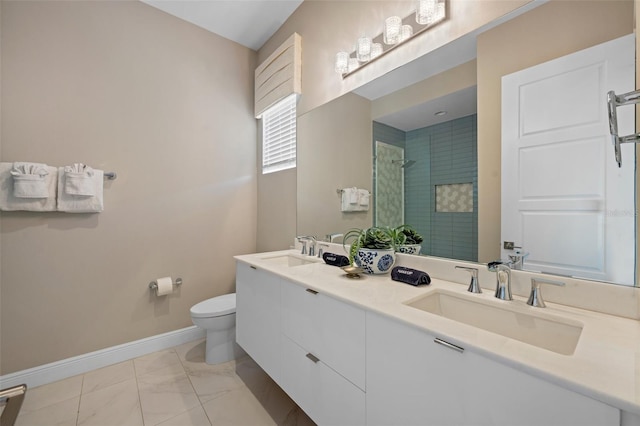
[348,187,358,204]
[358,189,370,208]
[0,162,57,211]
[63,163,96,196]
[391,266,431,286]
[10,162,49,198]
[341,187,368,212]
[322,252,350,267]
[341,188,358,212]
[57,167,104,213]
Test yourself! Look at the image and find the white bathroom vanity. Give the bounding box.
[235,246,640,425]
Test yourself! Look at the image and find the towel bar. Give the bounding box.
[103,172,117,180]
[336,188,370,195]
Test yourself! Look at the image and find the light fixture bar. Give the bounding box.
[338,0,446,78]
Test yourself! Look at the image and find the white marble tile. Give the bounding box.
[154,404,212,426]
[133,349,182,377]
[184,359,246,404]
[15,396,80,426]
[21,375,83,413]
[137,365,201,426]
[248,378,314,426]
[173,339,207,366]
[82,360,135,395]
[201,387,278,426]
[77,378,143,426]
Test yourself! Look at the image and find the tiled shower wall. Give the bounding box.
[373,115,478,262]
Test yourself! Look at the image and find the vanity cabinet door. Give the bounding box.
[280,335,366,426]
[366,311,467,425]
[280,279,366,390]
[461,352,620,426]
[235,262,281,383]
[367,311,620,426]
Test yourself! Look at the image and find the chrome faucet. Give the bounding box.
[507,247,529,270]
[527,277,565,308]
[488,262,513,301]
[296,236,317,256]
[455,266,481,293]
[326,233,344,243]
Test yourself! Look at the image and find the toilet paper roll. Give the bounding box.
[155,277,173,296]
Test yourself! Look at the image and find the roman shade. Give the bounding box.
[255,33,302,118]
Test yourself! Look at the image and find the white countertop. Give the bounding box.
[235,249,640,415]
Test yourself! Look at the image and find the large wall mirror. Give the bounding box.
[296,0,638,288]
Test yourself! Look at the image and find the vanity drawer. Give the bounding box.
[280,335,365,426]
[280,279,366,390]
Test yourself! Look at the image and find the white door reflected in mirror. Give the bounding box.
[501,34,636,285]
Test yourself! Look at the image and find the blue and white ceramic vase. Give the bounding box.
[397,244,422,255]
[355,248,396,274]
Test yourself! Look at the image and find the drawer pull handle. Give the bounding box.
[305,288,319,295]
[434,338,464,353]
[250,266,257,270]
[306,353,320,363]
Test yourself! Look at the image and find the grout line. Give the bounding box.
[75,375,84,426]
[131,355,145,425]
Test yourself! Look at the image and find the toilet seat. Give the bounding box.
[190,293,236,318]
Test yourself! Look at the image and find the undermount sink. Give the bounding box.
[261,254,320,267]
[404,290,583,355]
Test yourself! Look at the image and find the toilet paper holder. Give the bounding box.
[149,278,183,292]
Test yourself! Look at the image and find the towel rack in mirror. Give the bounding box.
[607,89,640,167]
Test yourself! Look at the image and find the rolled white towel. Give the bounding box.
[63,163,95,196]
[349,187,359,204]
[10,162,50,198]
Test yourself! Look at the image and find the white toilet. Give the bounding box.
[190,293,245,365]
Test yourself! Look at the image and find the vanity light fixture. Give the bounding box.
[335,0,446,78]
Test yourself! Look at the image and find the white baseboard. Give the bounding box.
[0,326,205,389]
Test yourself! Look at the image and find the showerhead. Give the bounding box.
[392,159,416,169]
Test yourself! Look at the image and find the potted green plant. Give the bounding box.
[392,225,424,255]
[343,227,396,274]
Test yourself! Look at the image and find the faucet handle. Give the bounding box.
[455,266,481,294]
[527,277,565,308]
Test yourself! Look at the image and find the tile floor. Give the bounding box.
[4,339,315,426]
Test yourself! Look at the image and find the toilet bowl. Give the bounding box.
[190,293,245,365]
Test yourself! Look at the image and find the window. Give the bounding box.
[262,94,297,174]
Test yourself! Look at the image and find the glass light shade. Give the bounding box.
[335,51,349,74]
[348,57,359,73]
[400,25,414,42]
[416,0,437,25]
[370,43,383,60]
[356,37,372,62]
[383,16,402,45]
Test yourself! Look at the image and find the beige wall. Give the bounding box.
[297,93,373,238]
[1,1,257,373]
[476,0,634,263]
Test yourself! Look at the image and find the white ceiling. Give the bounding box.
[141,0,304,51]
